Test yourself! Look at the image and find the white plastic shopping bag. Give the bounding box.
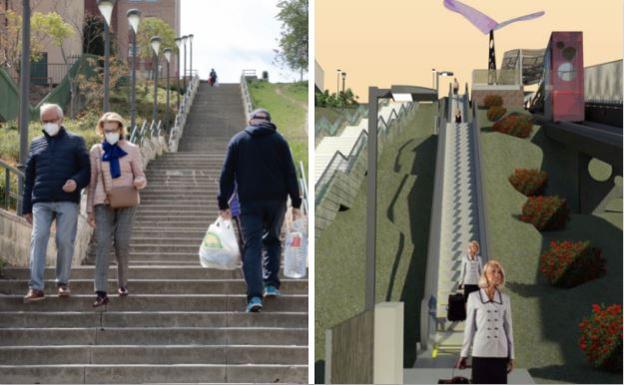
[199,217,242,270]
[283,218,308,278]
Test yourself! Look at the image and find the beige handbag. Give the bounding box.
[99,146,140,209]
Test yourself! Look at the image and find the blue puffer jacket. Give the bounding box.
[21,127,91,214]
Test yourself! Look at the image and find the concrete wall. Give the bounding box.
[1,135,169,268]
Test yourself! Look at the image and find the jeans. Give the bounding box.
[239,200,286,301]
[94,204,136,294]
[29,202,79,290]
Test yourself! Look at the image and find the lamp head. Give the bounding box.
[97,0,116,27]
[163,48,172,62]
[175,37,182,49]
[150,36,162,55]
[188,34,194,43]
[126,9,141,34]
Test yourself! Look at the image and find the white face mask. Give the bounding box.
[43,123,60,136]
[105,132,120,145]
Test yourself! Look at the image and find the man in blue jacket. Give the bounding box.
[22,104,91,302]
[218,108,301,312]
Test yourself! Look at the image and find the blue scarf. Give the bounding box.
[102,141,128,179]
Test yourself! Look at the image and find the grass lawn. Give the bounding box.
[479,108,623,384]
[315,104,435,377]
[247,80,308,171]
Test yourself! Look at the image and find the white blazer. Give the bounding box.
[460,288,515,360]
[459,254,482,286]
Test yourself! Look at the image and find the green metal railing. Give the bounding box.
[0,159,24,211]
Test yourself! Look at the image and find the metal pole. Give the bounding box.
[189,39,193,79]
[176,51,181,109]
[342,73,346,93]
[165,59,170,133]
[152,52,159,122]
[365,87,379,311]
[103,21,110,112]
[130,29,137,131]
[17,0,30,215]
[183,40,187,91]
[336,70,340,95]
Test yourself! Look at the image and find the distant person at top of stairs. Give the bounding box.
[21,103,91,303]
[86,112,148,308]
[218,108,302,313]
[457,260,515,384]
[458,240,483,305]
[453,78,460,95]
[209,68,218,86]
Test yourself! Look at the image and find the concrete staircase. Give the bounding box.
[0,83,308,383]
[433,95,480,355]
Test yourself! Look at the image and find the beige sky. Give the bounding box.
[316,0,622,102]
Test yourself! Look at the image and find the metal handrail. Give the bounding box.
[240,72,254,122]
[299,160,309,215]
[169,75,200,152]
[0,159,24,211]
[471,100,490,262]
[420,86,452,351]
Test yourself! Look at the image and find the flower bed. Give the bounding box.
[540,240,605,287]
[481,94,503,108]
[520,195,570,230]
[492,113,533,138]
[579,304,622,372]
[509,168,548,196]
[487,106,507,122]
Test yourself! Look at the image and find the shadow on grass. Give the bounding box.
[386,135,437,366]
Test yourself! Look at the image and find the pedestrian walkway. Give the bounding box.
[0,82,308,383]
[435,95,480,354]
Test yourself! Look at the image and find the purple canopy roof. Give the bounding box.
[443,0,544,34]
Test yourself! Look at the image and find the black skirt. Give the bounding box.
[472,356,508,384]
[463,284,479,304]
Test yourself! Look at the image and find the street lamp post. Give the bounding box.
[188,34,194,79]
[175,37,182,109]
[365,85,437,311]
[150,36,161,123]
[97,0,116,113]
[17,0,30,214]
[336,69,341,95]
[182,35,188,90]
[341,72,347,93]
[127,8,141,133]
[163,48,172,134]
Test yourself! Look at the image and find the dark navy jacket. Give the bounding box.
[218,122,301,210]
[21,127,91,214]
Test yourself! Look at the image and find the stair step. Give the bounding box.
[1,266,243,279]
[0,363,307,383]
[0,311,308,328]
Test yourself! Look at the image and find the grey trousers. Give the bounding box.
[94,204,136,293]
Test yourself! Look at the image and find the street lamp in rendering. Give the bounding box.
[97,0,116,112]
[127,8,141,132]
[365,85,438,311]
[163,48,172,134]
[336,68,341,95]
[341,72,347,93]
[175,37,182,108]
[150,36,162,122]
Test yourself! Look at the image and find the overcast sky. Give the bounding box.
[180,0,304,83]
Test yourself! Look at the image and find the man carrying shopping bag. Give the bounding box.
[218,108,302,313]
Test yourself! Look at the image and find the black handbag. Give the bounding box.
[438,362,471,384]
[447,292,466,321]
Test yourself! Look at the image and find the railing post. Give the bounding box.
[5,170,10,208]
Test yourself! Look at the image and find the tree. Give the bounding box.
[136,17,177,63]
[82,14,105,57]
[31,11,74,64]
[275,0,308,80]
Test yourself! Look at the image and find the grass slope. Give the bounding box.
[479,109,623,384]
[248,81,308,171]
[315,104,435,375]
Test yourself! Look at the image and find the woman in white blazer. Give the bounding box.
[459,240,483,304]
[457,260,515,384]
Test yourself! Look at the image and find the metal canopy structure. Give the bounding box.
[501,48,546,85]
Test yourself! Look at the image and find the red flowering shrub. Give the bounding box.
[481,94,503,108]
[579,304,622,372]
[540,240,605,287]
[520,195,570,230]
[492,114,533,138]
[487,106,507,122]
[509,169,548,196]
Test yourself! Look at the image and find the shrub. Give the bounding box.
[492,113,533,138]
[509,168,548,196]
[487,106,507,122]
[540,240,605,287]
[520,195,570,230]
[579,304,622,372]
[481,94,503,108]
